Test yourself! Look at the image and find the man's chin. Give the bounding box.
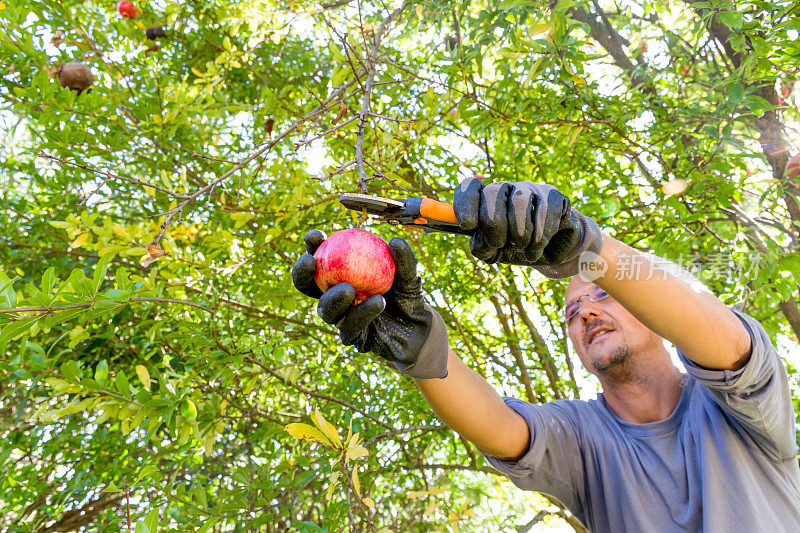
[591,345,633,380]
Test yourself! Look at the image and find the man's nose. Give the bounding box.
[578,299,604,321]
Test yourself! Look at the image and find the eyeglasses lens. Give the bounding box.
[564,286,609,322]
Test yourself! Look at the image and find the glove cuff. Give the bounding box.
[393,304,449,379]
[535,210,603,279]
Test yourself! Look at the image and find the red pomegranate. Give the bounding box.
[314,229,395,304]
[117,1,137,19]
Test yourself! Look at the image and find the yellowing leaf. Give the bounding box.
[135,365,150,389]
[70,233,89,249]
[113,223,131,240]
[415,4,423,17]
[0,2,6,10]
[311,408,342,448]
[347,443,369,461]
[191,66,206,79]
[351,465,361,497]
[361,497,375,509]
[407,486,448,499]
[49,220,71,229]
[326,471,340,501]
[568,126,583,146]
[424,499,438,517]
[326,480,338,501]
[530,22,553,35]
[284,423,332,447]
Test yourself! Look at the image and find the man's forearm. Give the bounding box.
[413,349,530,461]
[591,233,751,370]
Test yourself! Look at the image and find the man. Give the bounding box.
[292,178,800,531]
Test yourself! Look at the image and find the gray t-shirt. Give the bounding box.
[483,309,800,532]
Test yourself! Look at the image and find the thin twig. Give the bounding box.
[366,112,415,123]
[39,152,189,202]
[355,2,411,195]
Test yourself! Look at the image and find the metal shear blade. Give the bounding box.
[338,193,404,214]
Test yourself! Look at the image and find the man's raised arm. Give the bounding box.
[413,349,530,461]
[589,234,752,371]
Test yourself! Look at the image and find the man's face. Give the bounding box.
[564,278,661,382]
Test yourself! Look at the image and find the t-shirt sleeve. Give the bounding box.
[481,397,585,514]
[677,307,799,461]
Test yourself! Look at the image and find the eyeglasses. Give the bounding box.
[564,285,609,324]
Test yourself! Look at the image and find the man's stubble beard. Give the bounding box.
[592,343,634,383]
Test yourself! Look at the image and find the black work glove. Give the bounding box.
[453,177,603,278]
[291,229,449,379]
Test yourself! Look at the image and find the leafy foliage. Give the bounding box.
[1,0,799,531]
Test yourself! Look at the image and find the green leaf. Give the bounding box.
[524,57,547,86]
[0,271,17,308]
[328,43,346,62]
[599,197,622,218]
[60,360,80,381]
[180,398,198,421]
[330,67,350,86]
[104,482,123,493]
[230,212,254,229]
[115,371,132,397]
[717,11,743,29]
[194,486,208,510]
[729,82,743,105]
[144,509,159,533]
[41,268,55,295]
[93,254,113,293]
[0,316,38,347]
[94,359,109,385]
[497,0,536,10]
[135,522,149,533]
[198,517,219,533]
[135,465,158,484]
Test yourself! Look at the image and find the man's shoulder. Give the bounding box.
[505,395,612,428]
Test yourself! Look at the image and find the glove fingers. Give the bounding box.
[317,283,356,324]
[303,229,327,254]
[469,232,501,263]
[338,295,386,345]
[388,237,418,287]
[291,253,323,299]
[478,182,511,249]
[541,189,570,240]
[526,189,569,262]
[542,211,582,263]
[453,177,484,230]
[507,185,534,249]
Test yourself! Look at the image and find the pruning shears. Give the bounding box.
[339,193,471,235]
